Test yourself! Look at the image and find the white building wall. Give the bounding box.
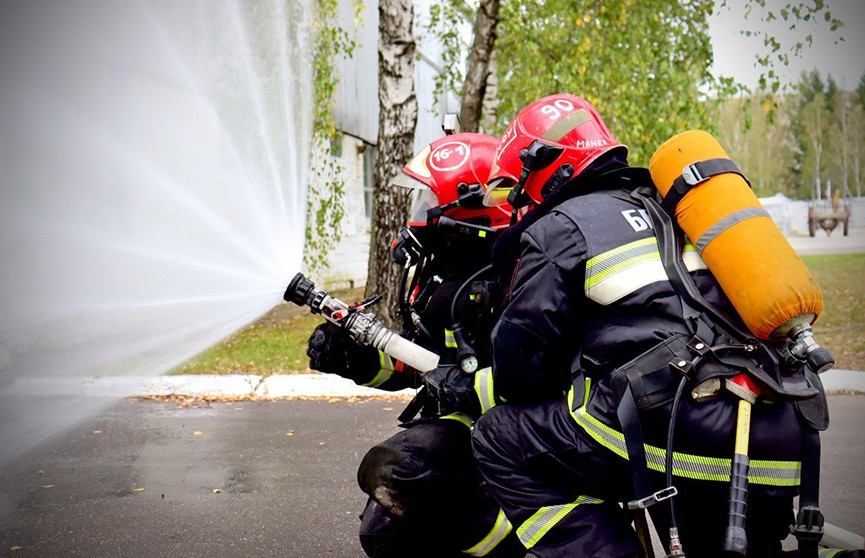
[760,194,865,236]
[314,0,462,290]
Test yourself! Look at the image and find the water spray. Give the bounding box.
[284,273,440,373]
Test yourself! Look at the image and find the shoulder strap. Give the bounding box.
[661,158,751,216]
[633,187,753,343]
[794,427,824,555]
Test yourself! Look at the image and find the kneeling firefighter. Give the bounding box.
[306,131,525,558]
[470,93,856,557]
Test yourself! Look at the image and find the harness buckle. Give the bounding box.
[627,486,678,511]
[792,506,824,543]
[681,162,708,187]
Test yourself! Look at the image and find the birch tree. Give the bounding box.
[366,0,418,326]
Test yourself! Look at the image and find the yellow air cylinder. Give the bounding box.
[648,130,823,340]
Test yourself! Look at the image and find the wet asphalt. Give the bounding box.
[1,394,863,558]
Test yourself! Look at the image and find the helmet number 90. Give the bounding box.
[540,99,575,120]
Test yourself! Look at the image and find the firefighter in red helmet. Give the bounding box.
[471,94,849,558]
[307,132,524,558]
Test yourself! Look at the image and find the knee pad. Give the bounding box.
[359,421,478,521]
[358,444,409,518]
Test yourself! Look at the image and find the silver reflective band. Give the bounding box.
[363,350,394,388]
[474,367,496,414]
[445,328,457,349]
[585,238,706,305]
[567,397,801,487]
[694,207,771,254]
[516,495,603,549]
[463,509,513,556]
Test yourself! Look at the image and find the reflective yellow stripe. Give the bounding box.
[363,350,394,388]
[463,509,512,556]
[445,328,458,349]
[440,412,473,428]
[585,238,707,305]
[567,386,801,486]
[474,367,496,414]
[682,243,708,270]
[819,549,844,558]
[516,495,603,549]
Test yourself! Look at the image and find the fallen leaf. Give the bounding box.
[285,431,295,436]
[36,470,45,475]
[10,546,22,551]
[382,407,393,412]
[193,431,203,436]
[318,441,326,446]
[133,487,146,492]
[41,485,55,489]
[93,430,102,435]
[213,488,223,494]
[328,397,342,403]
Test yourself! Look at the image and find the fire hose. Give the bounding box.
[284,273,440,374]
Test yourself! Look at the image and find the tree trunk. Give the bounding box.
[365,0,418,328]
[459,0,500,133]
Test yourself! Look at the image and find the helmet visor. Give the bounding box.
[391,170,439,227]
[407,187,439,226]
[483,176,516,207]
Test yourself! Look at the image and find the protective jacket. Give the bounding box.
[350,255,520,557]
[475,166,813,557]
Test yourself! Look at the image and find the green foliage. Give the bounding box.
[715,94,797,197]
[173,312,325,375]
[494,1,722,166]
[304,0,363,271]
[425,0,470,105]
[717,69,865,200]
[802,254,865,372]
[858,73,865,110]
[425,0,730,165]
[173,286,365,375]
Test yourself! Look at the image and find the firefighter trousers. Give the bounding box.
[472,397,802,558]
[358,418,525,558]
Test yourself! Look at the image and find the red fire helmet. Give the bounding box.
[484,94,627,206]
[391,132,512,229]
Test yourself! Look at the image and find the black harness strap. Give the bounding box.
[661,158,751,216]
[638,188,754,343]
[794,428,824,556]
[618,385,651,501]
[640,186,825,555]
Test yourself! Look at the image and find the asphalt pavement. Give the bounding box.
[1,393,863,558]
[786,225,865,256]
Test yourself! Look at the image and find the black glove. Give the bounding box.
[423,364,480,417]
[306,322,378,382]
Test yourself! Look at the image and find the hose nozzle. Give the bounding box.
[284,273,315,306]
[283,272,440,373]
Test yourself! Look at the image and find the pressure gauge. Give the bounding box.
[460,355,479,374]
